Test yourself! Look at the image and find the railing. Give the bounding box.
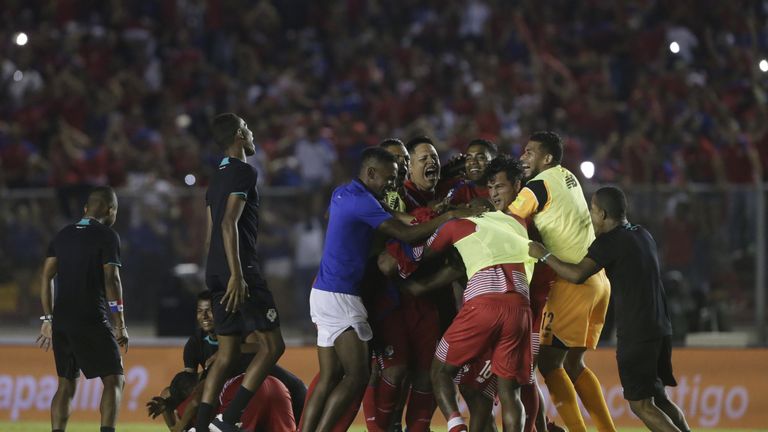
[1,183,765,345]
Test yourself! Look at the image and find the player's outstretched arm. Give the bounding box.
[220,194,248,313]
[401,266,464,296]
[378,206,484,243]
[528,241,600,284]
[37,257,57,351]
[104,264,129,352]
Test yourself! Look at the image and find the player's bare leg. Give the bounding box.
[51,377,77,431]
[498,376,524,432]
[236,328,285,396]
[564,348,615,432]
[430,358,465,431]
[654,395,691,432]
[195,334,239,429]
[459,385,496,432]
[629,398,682,432]
[99,374,125,430]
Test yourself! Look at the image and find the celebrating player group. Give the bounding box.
[38,112,691,432]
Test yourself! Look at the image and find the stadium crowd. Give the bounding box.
[1,0,767,334]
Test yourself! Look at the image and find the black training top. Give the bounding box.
[587,223,673,342]
[205,157,261,278]
[46,218,122,328]
[183,330,219,371]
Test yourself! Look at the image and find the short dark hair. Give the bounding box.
[379,138,405,150]
[594,186,628,220]
[361,146,397,168]
[405,135,434,154]
[529,131,563,164]
[86,186,117,209]
[483,154,524,185]
[165,371,199,410]
[196,291,212,302]
[211,113,242,151]
[466,139,498,158]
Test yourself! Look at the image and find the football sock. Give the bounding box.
[362,384,382,431]
[297,373,319,431]
[374,376,399,429]
[543,368,587,432]
[195,402,214,431]
[99,428,115,432]
[405,388,437,432]
[331,389,363,432]
[447,412,468,432]
[221,385,255,425]
[574,367,616,432]
[521,383,541,432]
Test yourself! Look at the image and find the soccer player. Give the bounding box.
[403,195,535,432]
[439,138,497,204]
[508,132,613,432]
[37,186,128,432]
[183,290,218,373]
[197,113,286,432]
[529,187,691,432]
[299,147,480,432]
[163,371,296,432]
[380,137,410,212]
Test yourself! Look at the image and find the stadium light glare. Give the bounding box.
[580,161,595,179]
[760,59,768,73]
[14,32,28,46]
[13,70,23,82]
[669,41,680,54]
[184,174,196,186]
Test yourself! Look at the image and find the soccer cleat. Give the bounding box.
[209,414,242,432]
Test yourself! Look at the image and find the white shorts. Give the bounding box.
[309,288,372,347]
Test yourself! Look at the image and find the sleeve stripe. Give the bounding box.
[526,180,549,212]
[230,192,248,197]
[106,262,122,267]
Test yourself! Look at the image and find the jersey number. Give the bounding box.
[542,312,555,333]
[477,360,493,381]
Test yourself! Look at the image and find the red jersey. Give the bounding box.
[219,374,295,432]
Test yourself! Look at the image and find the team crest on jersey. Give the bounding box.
[266,308,277,322]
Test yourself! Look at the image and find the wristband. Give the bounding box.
[108,300,124,313]
[540,252,552,263]
[40,315,53,322]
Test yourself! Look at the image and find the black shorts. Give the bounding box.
[52,324,123,379]
[207,273,280,336]
[616,335,677,401]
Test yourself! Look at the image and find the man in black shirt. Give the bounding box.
[183,290,219,373]
[37,186,128,432]
[528,186,691,432]
[196,113,285,432]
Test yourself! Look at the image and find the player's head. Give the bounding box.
[212,113,255,156]
[359,147,397,199]
[166,371,199,410]
[406,136,440,192]
[465,139,497,182]
[380,138,409,188]
[84,186,118,226]
[196,291,214,334]
[521,131,563,180]
[590,186,628,235]
[484,155,524,211]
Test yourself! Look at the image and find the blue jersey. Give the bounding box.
[313,179,393,296]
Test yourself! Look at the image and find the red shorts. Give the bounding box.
[374,293,441,371]
[455,351,497,400]
[219,374,295,432]
[530,262,555,355]
[436,293,532,384]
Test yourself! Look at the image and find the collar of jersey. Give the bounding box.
[219,157,231,167]
[204,334,219,346]
[76,217,99,226]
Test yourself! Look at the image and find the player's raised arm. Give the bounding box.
[377,206,483,244]
[528,241,600,284]
[37,256,57,351]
